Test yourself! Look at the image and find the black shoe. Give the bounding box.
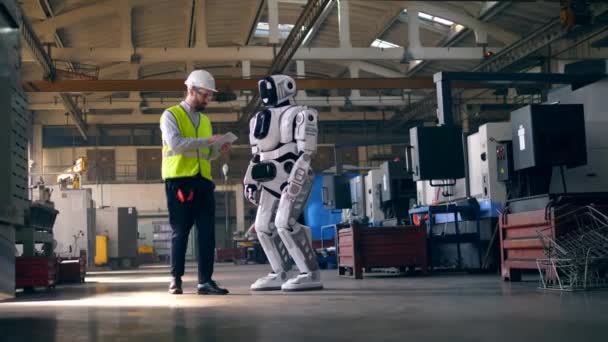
[197,280,229,295]
[169,277,183,295]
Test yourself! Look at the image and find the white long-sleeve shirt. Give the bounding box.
[160,101,211,154]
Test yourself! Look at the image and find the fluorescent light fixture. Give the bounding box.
[371,39,401,49]
[418,12,434,21]
[0,27,18,34]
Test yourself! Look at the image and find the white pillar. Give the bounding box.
[408,8,422,49]
[31,124,44,186]
[195,0,208,48]
[268,0,280,44]
[474,29,488,46]
[241,60,251,78]
[296,60,307,98]
[349,63,360,98]
[338,0,351,48]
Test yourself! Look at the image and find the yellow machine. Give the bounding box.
[138,245,154,255]
[95,235,109,266]
[57,156,86,189]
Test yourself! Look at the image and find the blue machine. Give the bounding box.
[304,175,343,240]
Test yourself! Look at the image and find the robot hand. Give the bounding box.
[244,184,259,206]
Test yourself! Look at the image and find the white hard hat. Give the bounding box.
[185,69,217,92]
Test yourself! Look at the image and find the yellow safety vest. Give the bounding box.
[161,105,213,181]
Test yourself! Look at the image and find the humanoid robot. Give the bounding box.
[243,75,322,291]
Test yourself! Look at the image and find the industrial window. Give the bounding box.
[86,149,116,182]
[254,22,295,39]
[137,148,162,181]
[402,9,456,27]
[371,39,400,49]
[43,125,162,147]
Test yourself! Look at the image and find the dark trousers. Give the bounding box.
[165,175,216,284]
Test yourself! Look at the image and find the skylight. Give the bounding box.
[371,39,400,49]
[254,22,295,39]
[433,17,454,26]
[402,9,455,27]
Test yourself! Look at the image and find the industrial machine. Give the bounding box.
[496,103,595,280]
[0,0,29,299]
[52,189,96,267]
[499,104,587,201]
[14,182,59,291]
[364,169,384,225]
[348,175,366,220]
[546,77,608,194]
[95,207,138,269]
[467,122,511,205]
[321,174,352,210]
[409,125,465,182]
[408,124,487,270]
[378,160,416,225]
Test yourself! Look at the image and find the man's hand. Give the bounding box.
[207,134,223,144]
[220,143,231,154]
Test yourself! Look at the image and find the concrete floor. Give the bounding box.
[1,263,607,342]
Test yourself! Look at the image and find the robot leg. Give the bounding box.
[275,172,323,291]
[251,189,293,291]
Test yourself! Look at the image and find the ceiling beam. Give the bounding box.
[21,1,89,140]
[34,110,387,125]
[22,77,501,93]
[301,0,336,46]
[122,1,134,49]
[194,0,207,47]
[29,95,421,111]
[405,1,520,45]
[244,0,266,45]
[23,46,503,63]
[31,0,147,40]
[405,1,511,77]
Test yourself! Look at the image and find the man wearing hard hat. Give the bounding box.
[160,69,231,295]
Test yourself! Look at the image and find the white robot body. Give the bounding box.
[244,75,323,291]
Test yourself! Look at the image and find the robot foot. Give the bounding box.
[250,272,288,291]
[281,271,323,292]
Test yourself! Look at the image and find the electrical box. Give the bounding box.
[466,122,511,202]
[379,160,414,202]
[496,142,513,182]
[322,175,352,210]
[349,175,366,218]
[409,126,465,181]
[365,170,384,224]
[511,104,586,171]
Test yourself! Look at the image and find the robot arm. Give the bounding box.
[243,155,261,206]
[286,108,318,188]
[244,117,261,205]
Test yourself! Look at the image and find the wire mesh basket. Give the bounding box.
[536,205,608,291]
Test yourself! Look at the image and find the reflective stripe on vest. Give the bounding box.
[161,105,213,180]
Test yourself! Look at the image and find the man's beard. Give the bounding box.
[195,103,206,112]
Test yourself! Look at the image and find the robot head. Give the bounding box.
[258,75,297,107]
